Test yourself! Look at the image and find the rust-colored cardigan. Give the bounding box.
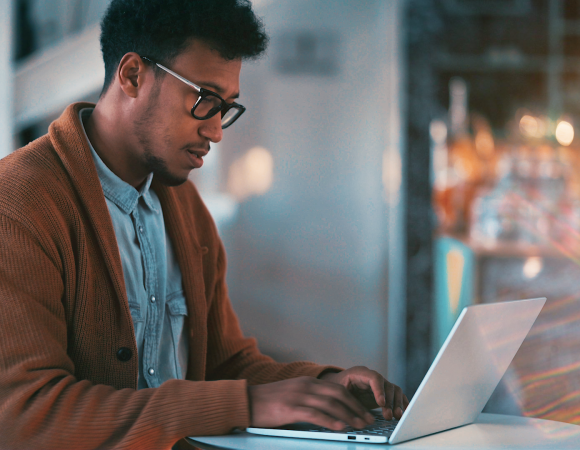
[0,103,339,449]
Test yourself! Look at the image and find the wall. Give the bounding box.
[219,0,406,384]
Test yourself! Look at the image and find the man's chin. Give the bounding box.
[152,170,189,187]
[143,152,191,187]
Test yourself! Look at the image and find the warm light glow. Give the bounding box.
[227,146,274,201]
[523,256,543,279]
[430,120,448,145]
[446,249,465,314]
[555,121,574,146]
[453,157,474,180]
[519,115,540,138]
[475,130,494,158]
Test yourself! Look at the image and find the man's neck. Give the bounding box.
[83,103,149,189]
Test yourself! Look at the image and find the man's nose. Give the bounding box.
[198,114,223,143]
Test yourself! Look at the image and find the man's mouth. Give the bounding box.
[187,149,208,159]
[186,148,208,169]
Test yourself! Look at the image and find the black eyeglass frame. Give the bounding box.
[141,56,245,129]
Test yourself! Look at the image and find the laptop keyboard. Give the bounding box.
[303,412,398,437]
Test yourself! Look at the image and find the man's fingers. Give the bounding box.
[304,394,373,429]
[392,384,405,419]
[368,372,387,407]
[382,383,406,420]
[248,375,406,430]
[382,381,395,416]
[382,406,393,420]
[317,382,374,425]
[294,406,347,431]
[344,368,386,408]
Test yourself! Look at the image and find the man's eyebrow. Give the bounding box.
[198,81,240,99]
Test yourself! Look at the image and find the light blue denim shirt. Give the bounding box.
[80,108,189,389]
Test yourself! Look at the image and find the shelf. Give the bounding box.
[437,233,565,258]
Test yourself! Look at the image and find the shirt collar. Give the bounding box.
[79,108,159,215]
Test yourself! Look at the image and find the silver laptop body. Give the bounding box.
[246,297,546,444]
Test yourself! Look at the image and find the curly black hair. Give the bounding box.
[99,0,268,94]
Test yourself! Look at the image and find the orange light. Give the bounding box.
[519,115,540,138]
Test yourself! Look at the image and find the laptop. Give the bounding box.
[246,297,546,444]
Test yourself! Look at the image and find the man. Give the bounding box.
[0,0,408,448]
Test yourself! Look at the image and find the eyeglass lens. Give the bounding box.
[192,92,241,128]
[193,94,222,120]
[221,107,241,128]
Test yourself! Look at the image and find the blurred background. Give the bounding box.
[1,0,579,425]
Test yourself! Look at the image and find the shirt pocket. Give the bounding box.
[167,290,188,317]
[128,300,144,323]
[166,290,189,379]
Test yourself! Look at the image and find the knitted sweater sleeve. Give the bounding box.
[0,215,250,450]
[204,238,343,384]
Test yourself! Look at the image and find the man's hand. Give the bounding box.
[319,366,409,421]
[247,376,376,430]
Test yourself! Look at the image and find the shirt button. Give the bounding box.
[139,226,144,233]
[150,295,156,303]
[148,368,155,375]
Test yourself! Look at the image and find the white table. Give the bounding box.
[187,413,580,449]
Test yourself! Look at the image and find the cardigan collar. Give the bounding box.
[48,102,203,317]
[49,103,130,314]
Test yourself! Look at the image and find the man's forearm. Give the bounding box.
[0,377,249,449]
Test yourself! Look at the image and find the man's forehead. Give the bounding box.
[174,41,242,98]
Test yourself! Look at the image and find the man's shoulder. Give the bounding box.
[0,134,78,224]
[1,133,66,183]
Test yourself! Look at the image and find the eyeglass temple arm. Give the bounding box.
[141,57,202,93]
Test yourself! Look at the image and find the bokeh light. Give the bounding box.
[520,115,540,138]
[523,256,543,279]
[227,146,274,201]
[555,121,574,146]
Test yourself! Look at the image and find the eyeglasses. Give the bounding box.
[141,56,245,129]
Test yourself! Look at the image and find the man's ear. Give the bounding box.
[117,52,148,98]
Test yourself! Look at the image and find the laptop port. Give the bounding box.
[348,436,355,440]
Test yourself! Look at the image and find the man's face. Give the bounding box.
[133,40,242,186]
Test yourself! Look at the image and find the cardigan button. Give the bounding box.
[116,347,132,362]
